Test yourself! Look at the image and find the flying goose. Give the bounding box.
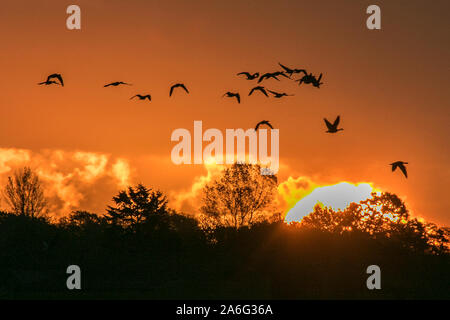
[130,94,151,101]
[255,120,274,131]
[38,80,61,86]
[324,116,343,133]
[296,73,323,88]
[237,72,259,80]
[267,90,293,98]
[104,81,132,87]
[46,73,64,86]
[258,73,280,83]
[223,92,240,103]
[278,63,307,77]
[249,86,269,97]
[170,83,189,96]
[390,161,408,178]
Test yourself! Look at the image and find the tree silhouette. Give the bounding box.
[200,163,278,229]
[105,183,168,230]
[3,167,47,218]
[0,180,448,299]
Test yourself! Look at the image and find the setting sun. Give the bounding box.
[285,182,382,223]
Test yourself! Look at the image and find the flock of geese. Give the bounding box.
[37,63,408,178]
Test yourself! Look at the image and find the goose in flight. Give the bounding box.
[278,63,307,77]
[258,72,280,83]
[390,161,408,178]
[311,73,323,88]
[249,86,269,97]
[296,73,323,88]
[130,94,151,101]
[46,73,64,86]
[255,120,274,131]
[104,81,132,87]
[38,80,61,86]
[270,71,289,80]
[258,71,289,83]
[170,83,189,96]
[223,92,240,103]
[324,116,343,133]
[267,90,293,98]
[237,72,259,80]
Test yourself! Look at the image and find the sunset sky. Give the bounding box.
[0,0,448,225]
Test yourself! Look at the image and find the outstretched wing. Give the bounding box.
[333,115,340,127]
[130,95,137,100]
[255,122,262,131]
[259,87,269,97]
[145,95,151,101]
[169,85,175,96]
[236,93,240,104]
[398,164,408,178]
[249,87,256,96]
[391,163,398,172]
[267,90,278,96]
[180,84,189,93]
[237,72,250,77]
[278,63,291,73]
[104,83,112,87]
[48,74,64,86]
[257,74,266,83]
[265,121,274,129]
[324,118,334,130]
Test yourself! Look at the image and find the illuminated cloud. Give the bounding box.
[170,161,224,214]
[0,148,132,217]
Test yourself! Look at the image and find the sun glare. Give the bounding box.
[284,182,381,223]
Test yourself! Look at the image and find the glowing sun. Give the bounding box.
[285,182,381,223]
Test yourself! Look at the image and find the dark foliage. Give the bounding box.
[0,185,448,299]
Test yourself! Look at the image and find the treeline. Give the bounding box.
[0,165,448,299]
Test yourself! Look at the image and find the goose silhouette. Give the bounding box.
[223,92,240,103]
[267,90,293,98]
[130,94,151,101]
[255,120,273,131]
[38,80,61,86]
[104,81,132,87]
[170,83,189,96]
[296,73,323,88]
[324,116,343,133]
[46,73,64,86]
[390,161,408,178]
[258,73,280,83]
[279,63,307,77]
[249,86,269,97]
[237,72,259,80]
[38,73,64,86]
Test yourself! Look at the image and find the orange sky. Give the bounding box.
[0,0,449,225]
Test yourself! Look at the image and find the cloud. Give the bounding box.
[170,160,293,216]
[0,148,132,217]
[277,176,319,213]
[170,162,223,214]
[0,148,382,224]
